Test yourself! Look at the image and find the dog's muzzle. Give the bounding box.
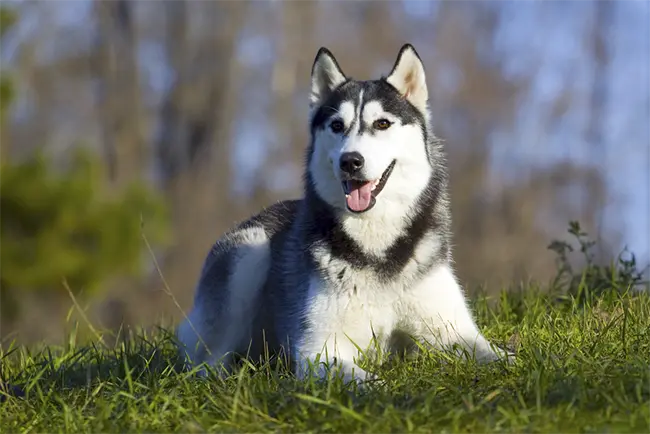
[341,159,396,213]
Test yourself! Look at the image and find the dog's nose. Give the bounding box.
[339,152,365,175]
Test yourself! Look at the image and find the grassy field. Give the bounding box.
[1,284,649,433]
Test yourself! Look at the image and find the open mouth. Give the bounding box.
[341,160,396,213]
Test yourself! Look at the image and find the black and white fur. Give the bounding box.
[177,44,511,382]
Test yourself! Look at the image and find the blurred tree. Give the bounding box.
[0,149,168,321]
[93,0,145,187]
[151,0,250,313]
[250,0,317,205]
[427,2,612,289]
[0,5,16,160]
[586,0,613,258]
[0,0,636,343]
[0,6,169,334]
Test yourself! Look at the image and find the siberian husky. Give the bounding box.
[177,44,512,382]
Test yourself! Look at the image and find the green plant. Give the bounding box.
[0,148,169,320]
[548,221,648,301]
[0,7,169,321]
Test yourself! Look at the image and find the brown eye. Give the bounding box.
[373,119,392,130]
[330,120,345,133]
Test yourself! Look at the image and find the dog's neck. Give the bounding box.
[302,183,424,256]
[299,182,450,280]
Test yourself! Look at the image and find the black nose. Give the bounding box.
[339,152,365,175]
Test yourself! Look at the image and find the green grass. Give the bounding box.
[1,287,649,433]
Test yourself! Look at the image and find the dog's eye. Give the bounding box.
[330,120,345,134]
[373,119,392,130]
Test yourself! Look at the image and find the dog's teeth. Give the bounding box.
[371,185,377,191]
[345,194,350,198]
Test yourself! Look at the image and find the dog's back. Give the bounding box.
[176,199,300,372]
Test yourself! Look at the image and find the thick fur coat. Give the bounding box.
[177,44,511,382]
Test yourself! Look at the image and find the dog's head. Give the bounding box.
[307,44,435,218]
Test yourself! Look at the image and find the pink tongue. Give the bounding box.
[346,181,373,212]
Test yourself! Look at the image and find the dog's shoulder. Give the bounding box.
[237,199,302,236]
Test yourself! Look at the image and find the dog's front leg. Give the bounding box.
[294,337,371,384]
[296,354,370,384]
[412,264,516,364]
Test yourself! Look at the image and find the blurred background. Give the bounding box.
[0,0,648,346]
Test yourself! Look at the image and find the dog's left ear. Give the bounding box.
[386,44,428,111]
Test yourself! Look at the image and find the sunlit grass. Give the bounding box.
[2,287,649,433]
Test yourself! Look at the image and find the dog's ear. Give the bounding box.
[386,44,428,111]
[310,47,347,107]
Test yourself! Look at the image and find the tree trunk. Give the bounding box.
[93,0,145,187]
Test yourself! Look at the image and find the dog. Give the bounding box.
[177,44,512,383]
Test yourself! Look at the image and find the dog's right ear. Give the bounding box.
[310,47,347,107]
